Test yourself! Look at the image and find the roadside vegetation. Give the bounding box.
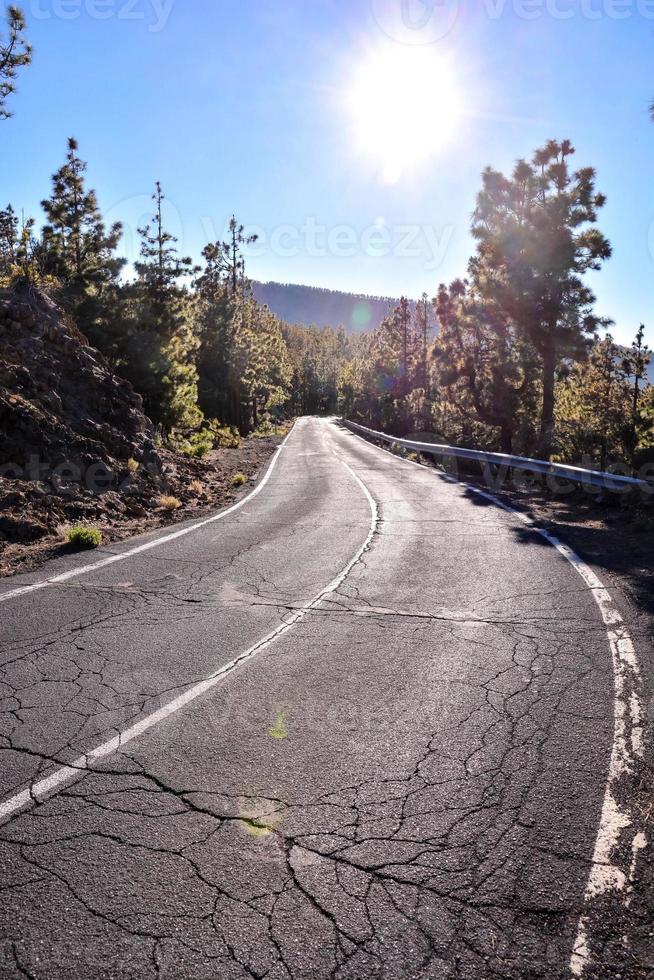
[0,9,651,479]
[64,525,102,549]
[157,495,182,511]
[339,144,653,472]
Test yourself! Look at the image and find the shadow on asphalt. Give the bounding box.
[462,482,654,621]
[336,422,654,622]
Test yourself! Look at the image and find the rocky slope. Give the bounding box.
[0,284,163,545]
[0,284,284,576]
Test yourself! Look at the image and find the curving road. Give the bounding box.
[0,417,646,979]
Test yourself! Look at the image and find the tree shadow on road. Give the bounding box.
[461,482,654,622]
[334,421,654,622]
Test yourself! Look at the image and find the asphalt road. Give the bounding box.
[0,417,648,979]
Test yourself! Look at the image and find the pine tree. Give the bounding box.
[622,324,651,467]
[471,139,611,458]
[417,292,431,392]
[135,181,196,310]
[126,182,201,431]
[398,296,411,399]
[220,216,258,296]
[196,240,228,303]
[281,324,346,416]
[0,5,31,120]
[365,300,419,432]
[195,230,290,432]
[593,336,628,471]
[12,211,36,280]
[555,335,633,468]
[0,208,45,284]
[195,242,238,424]
[234,298,290,430]
[41,137,124,293]
[338,354,373,424]
[433,279,538,454]
[0,202,18,275]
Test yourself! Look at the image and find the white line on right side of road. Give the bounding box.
[340,422,645,979]
[0,444,379,825]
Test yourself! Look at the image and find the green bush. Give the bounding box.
[231,472,247,487]
[211,422,240,448]
[169,420,241,457]
[66,525,102,549]
[186,429,214,458]
[168,429,210,458]
[251,419,286,439]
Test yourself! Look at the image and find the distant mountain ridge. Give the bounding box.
[252,281,411,332]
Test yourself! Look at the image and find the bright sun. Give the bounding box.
[348,48,461,184]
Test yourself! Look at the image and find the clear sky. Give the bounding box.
[2,0,653,345]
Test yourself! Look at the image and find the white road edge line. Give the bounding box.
[0,425,302,605]
[342,423,645,978]
[0,443,379,824]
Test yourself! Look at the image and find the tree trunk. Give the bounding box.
[500,424,513,455]
[630,374,641,470]
[538,341,556,460]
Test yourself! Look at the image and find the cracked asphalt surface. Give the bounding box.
[0,417,649,979]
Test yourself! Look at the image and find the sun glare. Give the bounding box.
[348,47,462,184]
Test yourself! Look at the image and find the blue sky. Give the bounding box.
[2,0,654,345]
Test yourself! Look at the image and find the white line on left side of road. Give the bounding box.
[0,426,300,605]
[0,446,379,825]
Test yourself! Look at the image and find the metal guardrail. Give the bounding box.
[342,419,653,493]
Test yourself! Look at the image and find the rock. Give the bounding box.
[0,283,166,549]
[0,284,162,480]
[0,515,49,542]
[0,490,26,508]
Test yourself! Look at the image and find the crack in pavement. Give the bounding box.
[0,418,650,979]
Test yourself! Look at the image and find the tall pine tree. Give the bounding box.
[471,139,611,458]
[434,279,538,454]
[622,324,651,467]
[0,5,31,120]
[41,137,124,295]
[135,181,196,311]
[126,181,201,432]
[220,216,258,296]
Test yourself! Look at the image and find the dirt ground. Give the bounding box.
[0,431,287,580]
